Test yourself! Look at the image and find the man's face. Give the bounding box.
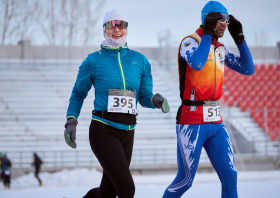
[214,14,229,38]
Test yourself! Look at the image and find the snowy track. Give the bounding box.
[1,168,280,198]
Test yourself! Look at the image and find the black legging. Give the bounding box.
[83,120,135,198]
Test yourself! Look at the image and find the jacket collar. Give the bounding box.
[196,26,224,48]
[100,43,129,52]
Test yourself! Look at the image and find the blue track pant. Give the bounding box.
[163,122,238,198]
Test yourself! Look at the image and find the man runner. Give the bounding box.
[162,1,254,198]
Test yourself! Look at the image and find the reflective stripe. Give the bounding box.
[92,118,135,130]
[151,95,156,107]
[67,116,76,119]
[92,118,109,125]
[129,125,135,130]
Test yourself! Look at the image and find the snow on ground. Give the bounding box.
[1,168,280,198]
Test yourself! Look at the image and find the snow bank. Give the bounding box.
[1,168,280,190]
[0,168,102,189]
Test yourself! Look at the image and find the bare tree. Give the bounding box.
[8,0,39,44]
[0,0,17,45]
[0,0,105,46]
[59,0,105,46]
[68,0,79,46]
[81,0,104,46]
[59,0,68,46]
[65,0,105,46]
[34,0,60,45]
[50,0,56,45]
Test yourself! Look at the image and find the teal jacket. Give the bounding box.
[66,45,156,130]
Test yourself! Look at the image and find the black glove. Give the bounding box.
[152,93,170,113]
[203,12,223,37]
[228,15,244,45]
[64,119,78,149]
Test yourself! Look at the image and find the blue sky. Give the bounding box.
[96,0,280,47]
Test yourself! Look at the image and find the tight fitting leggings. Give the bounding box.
[163,122,238,198]
[83,120,135,198]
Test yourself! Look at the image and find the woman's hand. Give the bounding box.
[152,93,170,113]
[64,119,78,149]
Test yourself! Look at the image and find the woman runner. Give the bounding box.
[64,9,170,198]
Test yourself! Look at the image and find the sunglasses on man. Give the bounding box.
[204,14,230,24]
[104,20,128,30]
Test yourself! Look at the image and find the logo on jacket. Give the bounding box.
[219,53,225,65]
[184,41,191,47]
[132,61,137,65]
[207,54,213,61]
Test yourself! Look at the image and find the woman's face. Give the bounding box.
[105,26,127,39]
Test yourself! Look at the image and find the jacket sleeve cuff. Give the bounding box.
[67,116,76,121]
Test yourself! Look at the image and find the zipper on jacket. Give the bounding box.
[210,40,217,100]
[118,48,126,90]
[118,47,130,129]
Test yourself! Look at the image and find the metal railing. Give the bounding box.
[3,148,180,172]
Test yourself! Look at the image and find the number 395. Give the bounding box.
[113,98,133,108]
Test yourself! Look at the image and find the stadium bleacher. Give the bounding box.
[0,60,279,174]
[0,61,188,172]
[222,63,280,141]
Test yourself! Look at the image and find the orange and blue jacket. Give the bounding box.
[176,27,254,124]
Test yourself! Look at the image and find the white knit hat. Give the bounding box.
[103,9,127,25]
